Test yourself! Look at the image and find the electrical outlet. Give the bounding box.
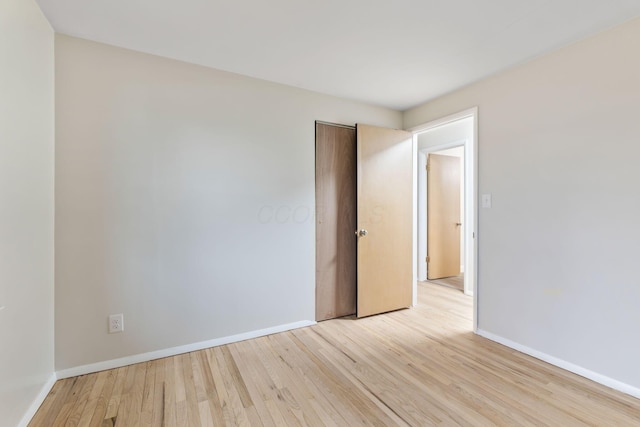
[109,313,124,333]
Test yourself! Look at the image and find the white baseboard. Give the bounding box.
[476,329,640,400]
[18,373,57,427]
[56,320,316,379]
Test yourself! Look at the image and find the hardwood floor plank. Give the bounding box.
[341,316,550,425]
[224,343,273,427]
[113,365,135,424]
[51,375,92,427]
[103,366,128,421]
[175,400,188,427]
[192,350,226,426]
[265,333,354,426]
[162,355,177,427]
[311,325,449,426]
[190,351,208,403]
[76,370,110,426]
[262,398,290,427]
[139,360,157,425]
[255,335,350,426]
[87,369,117,427]
[29,377,77,426]
[29,283,640,426]
[116,359,146,426]
[50,401,75,427]
[220,346,253,409]
[198,400,214,427]
[209,346,255,426]
[292,328,405,426]
[247,338,308,426]
[182,352,203,426]
[150,358,166,427]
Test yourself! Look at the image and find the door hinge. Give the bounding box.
[426,256,430,263]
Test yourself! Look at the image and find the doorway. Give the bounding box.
[315,111,477,330]
[410,108,478,331]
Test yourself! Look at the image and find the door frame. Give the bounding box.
[408,107,478,332]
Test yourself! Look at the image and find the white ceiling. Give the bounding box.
[36,0,640,111]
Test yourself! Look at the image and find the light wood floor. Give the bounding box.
[425,274,464,292]
[30,283,640,426]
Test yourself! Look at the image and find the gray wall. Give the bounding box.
[0,0,55,424]
[54,35,402,371]
[405,17,640,389]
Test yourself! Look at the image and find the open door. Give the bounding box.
[427,153,461,279]
[315,122,357,321]
[356,124,413,318]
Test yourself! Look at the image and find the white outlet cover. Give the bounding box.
[109,313,124,333]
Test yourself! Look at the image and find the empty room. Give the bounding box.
[2,0,640,425]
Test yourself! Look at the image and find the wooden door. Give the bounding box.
[427,153,461,279]
[315,122,357,321]
[356,124,413,318]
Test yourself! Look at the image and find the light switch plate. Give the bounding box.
[482,193,492,208]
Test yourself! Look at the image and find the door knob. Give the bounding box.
[355,229,368,237]
[456,223,462,226]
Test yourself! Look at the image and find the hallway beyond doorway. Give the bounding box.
[425,274,464,292]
